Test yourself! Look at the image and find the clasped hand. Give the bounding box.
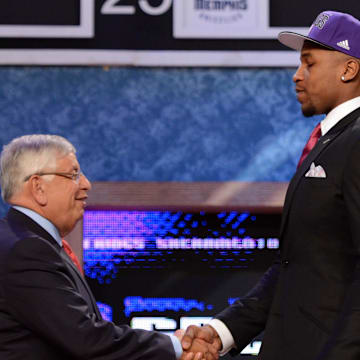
[175,325,222,360]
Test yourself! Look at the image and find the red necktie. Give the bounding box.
[62,239,84,275]
[297,122,322,168]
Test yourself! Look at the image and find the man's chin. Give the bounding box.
[75,209,84,221]
[301,105,317,118]
[60,215,83,237]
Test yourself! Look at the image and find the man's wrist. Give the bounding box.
[208,319,235,356]
[169,334,183,359]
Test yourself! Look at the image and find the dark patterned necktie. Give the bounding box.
[62,239,84,275]
[297,122,322,168]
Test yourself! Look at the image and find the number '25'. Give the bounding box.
[101,0,172,16]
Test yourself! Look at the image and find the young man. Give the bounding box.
[183,10,360,360]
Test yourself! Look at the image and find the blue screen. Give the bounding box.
[84,210,281,358]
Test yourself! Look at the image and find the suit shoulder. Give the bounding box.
[0,216,42,250]
[0,216,60,268]
[335,118,360,153]
[347,115,360,136]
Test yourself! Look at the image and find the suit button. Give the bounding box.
[282,260,289,267]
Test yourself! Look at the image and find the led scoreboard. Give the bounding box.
[84,209,281,359]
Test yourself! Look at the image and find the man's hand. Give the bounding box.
[177,325,222,360]
[175,329,202,360]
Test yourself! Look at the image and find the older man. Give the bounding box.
[0,134,217,360]
[182,10,360,360]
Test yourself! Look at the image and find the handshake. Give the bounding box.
[175,325,222,360]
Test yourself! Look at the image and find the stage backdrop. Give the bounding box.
[0,66,322,215]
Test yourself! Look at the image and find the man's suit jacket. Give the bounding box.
[216,107,360,360]
[0,208,175,360]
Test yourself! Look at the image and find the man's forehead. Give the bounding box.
[300,43,352,66]
[299,48,316,62]
[300,50,313,58]
[301,40,335,53]
[300,44,332,59]
[56,152,80,169]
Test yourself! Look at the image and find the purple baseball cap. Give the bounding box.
[278,10,360,59]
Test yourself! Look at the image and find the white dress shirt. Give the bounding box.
[321,96,360,136]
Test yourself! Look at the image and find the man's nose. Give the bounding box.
[293,65,304,83]
[80,173,92,190]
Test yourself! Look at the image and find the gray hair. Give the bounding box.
[0,134,76,202]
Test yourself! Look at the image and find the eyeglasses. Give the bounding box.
[24,171,84,183]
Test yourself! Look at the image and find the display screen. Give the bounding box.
[84,210,281,358]
[0,0,80,25]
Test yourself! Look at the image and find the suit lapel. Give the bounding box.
[60,249,102,319]
[8,208,102,320]
[280,108,360,239]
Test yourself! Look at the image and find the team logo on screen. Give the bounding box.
[174,0,282,40]
[194,0,248,24]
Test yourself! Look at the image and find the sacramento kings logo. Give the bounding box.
[195,0,248,24]
[313,13,330,29]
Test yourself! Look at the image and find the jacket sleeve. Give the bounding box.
[3,236,176,360]
[215,255,281,355]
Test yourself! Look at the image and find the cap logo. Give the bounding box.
[337,40,350,51]
[313,13,330,29]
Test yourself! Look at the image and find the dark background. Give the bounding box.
[0,0,359,50]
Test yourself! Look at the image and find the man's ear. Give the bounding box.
[28,176,47,206]
[342,58,360,81]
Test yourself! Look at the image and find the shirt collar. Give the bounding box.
[12,205,62,247]
[321,96,360,136]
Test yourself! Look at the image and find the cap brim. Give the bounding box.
[278,31,334,51]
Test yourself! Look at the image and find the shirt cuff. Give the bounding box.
[169,334,183,359]
[208,318,236,356]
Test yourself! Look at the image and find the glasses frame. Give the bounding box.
[24,171,83,183]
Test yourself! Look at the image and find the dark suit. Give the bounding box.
[0,208,175,360]
[216,107,360,360]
